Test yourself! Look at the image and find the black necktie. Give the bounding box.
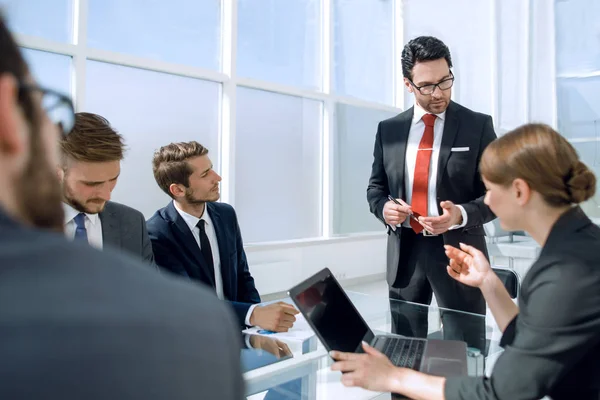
[197,220,216,285]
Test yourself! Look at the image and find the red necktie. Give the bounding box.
[411,114,437,233]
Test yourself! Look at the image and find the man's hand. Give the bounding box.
[418,200,462,235]
[249,335,292,358]
[249,302,299,332]
[383,199,412,227]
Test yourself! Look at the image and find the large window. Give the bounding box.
[333,0,394,104]
[235,88,322,242]
[555,0,600,217]
[333,104,397,234]
[1,0,73,43]
[6,1,403,243]
[87,0,221,69]
[237,0,321,89]
[85,62,221,217]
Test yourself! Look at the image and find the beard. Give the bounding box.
[15,123,65,232]
[62,183,106,214]
[184,186,219,205]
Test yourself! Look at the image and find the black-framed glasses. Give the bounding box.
[409,71,454,95]
[18,82,75,137]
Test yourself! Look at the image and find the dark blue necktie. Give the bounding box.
[73,213,88,243]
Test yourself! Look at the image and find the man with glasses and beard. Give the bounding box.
[147,141,299,332]
[59,112,154,265]
[367,36,497,351]
[0,15,243,399]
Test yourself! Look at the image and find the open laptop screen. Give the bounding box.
[291,271,370,352]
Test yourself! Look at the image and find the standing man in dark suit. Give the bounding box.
[0,16,243,399]
[367,36,496,342]
[147,141,299,330]
[58,112,154,265]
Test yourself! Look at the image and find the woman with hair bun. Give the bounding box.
[330,123,600,400]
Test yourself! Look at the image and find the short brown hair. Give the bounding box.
[480,123,596,206]
[152,141,209,198]
[60,112,125,164]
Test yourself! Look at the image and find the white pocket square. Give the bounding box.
[451,147,470,152]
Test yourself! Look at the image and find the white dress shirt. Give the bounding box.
[401,103,467,229]
[173,202,258,326]
[63,203,103,249]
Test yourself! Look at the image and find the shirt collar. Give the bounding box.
[63,202,100,226]
[173,201,212,232]
[412,102,446,124]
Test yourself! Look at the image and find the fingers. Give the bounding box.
[331,360,360,373]
[277,302,300,315]
[278,341,292,356]
[440,200,455,209]
[330,350,359,362]
[444,245,469,264]
[340,372,360,387]
[361,341,384,358]
[447,265,461,280]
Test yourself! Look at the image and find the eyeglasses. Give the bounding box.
[18,82,75,137]
[409,72,454,95]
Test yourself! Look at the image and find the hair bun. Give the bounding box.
[566,161,596,204]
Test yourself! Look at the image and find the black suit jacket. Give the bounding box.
[0,208,244,399]
[147,201,261,326]
[367,101,497,287]
[445,207,600,400]
[99,201,154,266]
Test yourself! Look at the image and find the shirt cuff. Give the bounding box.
[244,335,253,349]
[449,205,468,230]
[245,304,259,326]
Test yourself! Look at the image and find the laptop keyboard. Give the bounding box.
[377,337,425,370]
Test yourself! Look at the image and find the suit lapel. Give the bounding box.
[207,203,232,299]
[437,101,460,189]
[99,202,121,249]
[165,202,216,287]
[392,108,413,199]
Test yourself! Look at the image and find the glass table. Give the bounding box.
[242,291,504,400]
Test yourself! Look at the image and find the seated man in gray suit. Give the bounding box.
[58,112,154,264]
[0,16,243,399]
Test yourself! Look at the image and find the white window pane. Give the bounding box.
[85,61,220,218]
[333,0,394,104]
[1,0,73,43]
[557,76,600,217]
[235,87,322,243]
[237,0,321,89]
[21,48,72,96]
[87,0,221,70]
[403,0,494,116]
[555,0,600,75]
[334,104,397,234]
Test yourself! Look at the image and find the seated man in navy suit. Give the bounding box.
[147,141,299,330]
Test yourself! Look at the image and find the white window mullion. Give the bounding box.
[393,0,405,111]
[72,0,88,111]
[220,0,237,206]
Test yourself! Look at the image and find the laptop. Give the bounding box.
[288,268,468,377]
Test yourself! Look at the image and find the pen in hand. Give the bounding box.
[387,195,419,223]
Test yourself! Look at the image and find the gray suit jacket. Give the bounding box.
[0,208,244,399]
[445,207,600,400]
[100,201,154,265]
[367,101,497,287]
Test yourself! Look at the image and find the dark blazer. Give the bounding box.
[445,207,600,400]
[147,201,261,326]
[99,201,154,265]
[0,209,244,400]
[367,101,497,287]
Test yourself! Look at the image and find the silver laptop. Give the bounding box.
[288,268,468,377]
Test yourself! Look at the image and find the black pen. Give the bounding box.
[387,195,420,223]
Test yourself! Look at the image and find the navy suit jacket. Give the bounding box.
[147,201,261,327]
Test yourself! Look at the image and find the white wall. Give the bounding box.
[247,234,387,296]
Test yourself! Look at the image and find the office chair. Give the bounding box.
[492,267,520,299]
